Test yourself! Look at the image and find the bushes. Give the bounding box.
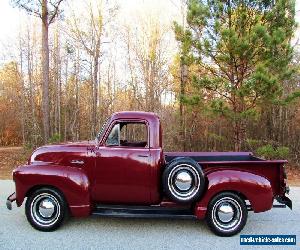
[49,133,61,144]
[256,144,289,160]
[246,138,290,160]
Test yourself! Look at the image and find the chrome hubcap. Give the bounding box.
[38,198,55,218]
[174,171,193,191]
[31,193,61,227]
[212,197,242,232]
[168,164,200,201]
[217,203,234,223]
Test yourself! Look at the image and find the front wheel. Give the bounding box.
[25,187,68,231]
[206,192,248,237]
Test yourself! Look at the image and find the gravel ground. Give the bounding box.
[0,180,299,250]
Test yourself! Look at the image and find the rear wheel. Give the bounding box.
[162,157,205,203]
[206,192,248,237]
[25,187,68,231]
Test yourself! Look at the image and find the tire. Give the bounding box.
[162,157,205,203]
[206,192,248,237]
[25,187,68,232]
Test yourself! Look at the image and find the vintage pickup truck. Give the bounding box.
[6,111,292,236]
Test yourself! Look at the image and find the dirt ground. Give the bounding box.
[0,147,300,185]
[0,147,31,179]
[286,165,300,186]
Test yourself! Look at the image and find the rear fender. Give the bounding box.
[13,164,91,217]
[194,170,273,219]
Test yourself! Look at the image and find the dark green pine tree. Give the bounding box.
[174,0,296,151]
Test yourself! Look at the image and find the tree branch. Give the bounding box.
[49,0,63,24]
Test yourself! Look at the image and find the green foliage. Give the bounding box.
[277,146,290,159]
[279,91,300,105]
[256,144,275,159]
[246,138,261,149]
[174,0,297,149]
[173,22,194,65]
[208,132,225,142]
[181,94,201,106]
[24,142,35,150]
[256,144,289,159]
[49,133,61,144]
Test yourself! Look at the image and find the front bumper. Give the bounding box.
[275,195,292,210]
[6,192,16,210]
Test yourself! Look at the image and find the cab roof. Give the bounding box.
[110,111,160,122]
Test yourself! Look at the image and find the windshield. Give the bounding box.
[96,117,110,143]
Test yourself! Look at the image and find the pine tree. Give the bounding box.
[174,0,296,151]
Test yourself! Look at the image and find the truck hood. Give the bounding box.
[29,140,95,167]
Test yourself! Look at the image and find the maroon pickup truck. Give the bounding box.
[6,111,292,236]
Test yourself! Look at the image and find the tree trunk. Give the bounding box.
[149,60,155,112]
[27,27,39,146]
[75,50,80,140]
[41,0,50,143]
[18,39,26,146]
[64,53,68,140]
[91,45,100,137]
[180,62,187,151]
[54,23,61,137]
[233,119,246,151]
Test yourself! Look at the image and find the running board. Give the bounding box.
[92,204,196,219]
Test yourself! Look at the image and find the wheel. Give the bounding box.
[206,192,248,237]
[162,157,205,203]
[25,187,68,231]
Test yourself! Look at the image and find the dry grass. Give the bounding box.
[286,165,300,187]
[0,147,31,179]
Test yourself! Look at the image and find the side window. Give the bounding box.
[120,123,148,148]
[106,123,120,146]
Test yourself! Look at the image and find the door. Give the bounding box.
[92,121,152,204]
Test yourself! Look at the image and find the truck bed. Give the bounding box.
[164,151,284,163]
[164,151,287,197]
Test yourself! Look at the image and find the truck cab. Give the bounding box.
[92,111,163,204]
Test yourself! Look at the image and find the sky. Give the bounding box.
[0,0,180,42]
[0,0,299,63]
[0,0,182,64]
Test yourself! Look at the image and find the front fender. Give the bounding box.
[195,170,273,219]
[13,164,91,217]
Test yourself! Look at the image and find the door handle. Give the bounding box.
[70,160,85,165]
[137,155,148,158]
